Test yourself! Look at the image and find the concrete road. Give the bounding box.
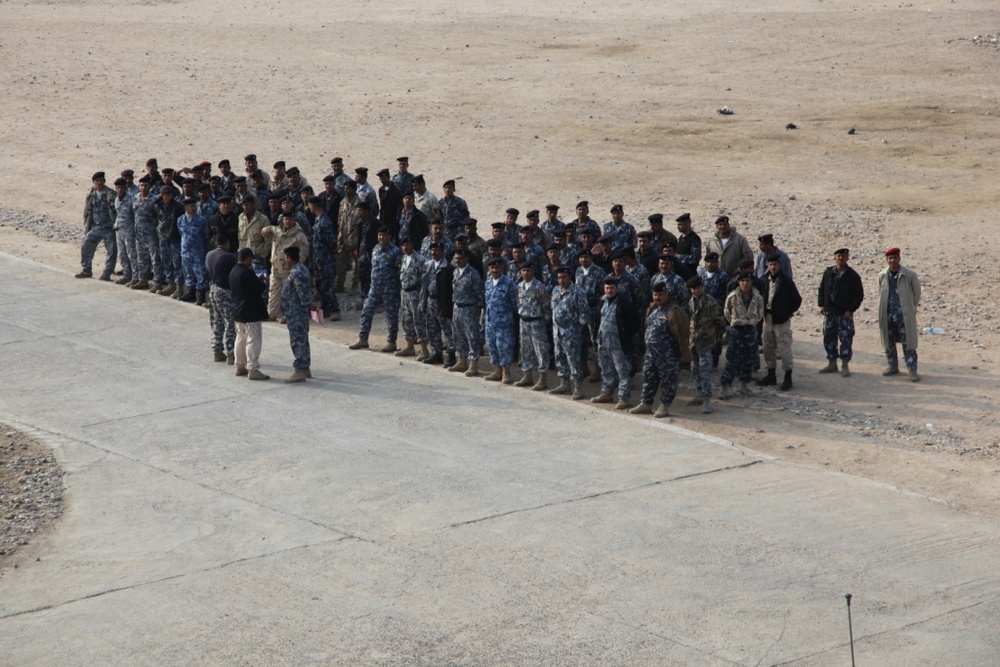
[1,252,998,666]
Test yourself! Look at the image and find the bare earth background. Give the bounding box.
[0,0,998,518]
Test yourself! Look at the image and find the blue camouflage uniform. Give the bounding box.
[599,295,633,400]
[422,257,454,355]
[114,193,138,281]
[551,283,589,381]
[399,250,428,343]
[577,217,602,239]
[281,261,314,370]
[523,243,546,275]
[81,187,117,277]
[440,195,470,241]
[540,219,564,240]
[484,274,518,368]
[452,265,484,360]
[310,214,340,315]
[177,212,210,291]
[197,197,219,220]
[699,268,730,307]
[420,235,455,258]
[627,263,653,311]
[503,223,522,246]
[517,278,550,372]
[359,243,404,343]
[641,304,682,407]
[559,244,579,269]
[392,171,415,196]
[603,221,638,253]
[576,264,607,366]
[651,271,691,314]
[133,192,163,285]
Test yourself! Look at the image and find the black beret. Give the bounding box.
[238,248,255,261]
[602,276,620,285]
[218,159,230,168]
[648,214,664,224]
[239,194,255,204]
[491,222,505,230]
[621,247,636,259]
[301,186,314,194]
[652,283,667,293]
[218,195,234,203]
[609,249,628,261]
[736,273,753,281]
[704,251,719,261]
[182,196,197,205]
[138,175,152,184]
[376,168,390,178]
[738,258,754,270]
[526,210,540,219]
[519,226,535,235]
[234,175,247,183]
[486,257,504,267]
[429,241,444,249]
[546,244,561,252]
[610,204,623,213]
[454,248,470,258]
[510,242,525,249]
[281,211,296,219]
[284,246,300,261]
[555,266,571,274]
[344,180,357,189]
[637,231,653,239]
[121,169,134,178]
[377,226,391,234]
[113,177,127,186]
[463,218,478,226]
[160,186,178,197]
[834,248,849,255]
[198,183,210,191]
[330,157,343,165]
[322,174,336,183]
[597,234,613,244]
[209,175,221,182]
[505,207,520,216]
[286,166,300,176]
[686,276,703,288]
[662,240,677,250]
[675,213,691,223]
[577,249,592,258]
[576,200,589,208]
[355,167,368,176]
[92,171,106,180]
[455,234,469,241]
[519,261,534,270]
[758,233,774,244]
[412,174,425,184]
[565,222,577,230]
[553,230,566,237]
[486,239,502,248]
[399,235,412,244]
[578,228,594,236]
[308,196,323,205]
[273,161,286,169]
[715,215,730,225]
[161,168,175,175]
[545,204,559,211]
[244,154,257,161]
[443,179,456,188]
[657,253,675,263]
[146,158,158,167]
[397,156,409,162]
[766,253,783,264]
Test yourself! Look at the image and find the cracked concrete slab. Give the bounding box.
[1,252,999,665]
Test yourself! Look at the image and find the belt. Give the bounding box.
[732,324,754,331]
[403,285,420,292]
[455,303,476,308]
[520,316,541,322]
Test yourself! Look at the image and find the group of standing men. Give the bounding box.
[76,155,924,397]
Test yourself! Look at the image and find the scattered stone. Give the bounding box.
[0,425,64,563]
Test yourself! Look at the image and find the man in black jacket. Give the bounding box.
[591,276,641,409]
[817,248,864,377]
[229,248,271,380]
[758,254,802,390]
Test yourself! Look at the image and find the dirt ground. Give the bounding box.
[0,424,64,565]
[0,0,998,519]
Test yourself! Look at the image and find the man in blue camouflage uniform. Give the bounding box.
[549,266,589,399]
[575,249,607,382]
[540,204,565,240]
[699,251,730,368]
[685,276,727,413]
[483,239,509,276]
[177,197,211,305]
[573,201,602,240]
[419,220,455,258]
[155,186,185,297]
[112,178,138,286]
[502,208,522,246]
[506,244,527,283]
[650,255,691,314]
[205,235,238,364]
[353,167,379,218]
[439,179,470,241]
[591,277,639,410]
[523,210,552,249]
[196,184,218,220]
[631,284,690,418]
[420,242,454,366]
[623,248,652,309]
[392,156,415,196]
[76,171,118,280]
[483,257,518,384]
[396,236,428,359]
[540,244,564,289]
[519,227,546,276]
[306,196,341,321]
[328,157,352,197]
[553,230,577,268]
[818,248,864,378]
[514,263,551,391]
[131,175,163,291]
[603,204,637,253]
[281,246,315,384]
[448,249,484,376]
[351,227,404,353]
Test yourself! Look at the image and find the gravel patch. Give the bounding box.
[0,426,64,562]
[0,208,84,244]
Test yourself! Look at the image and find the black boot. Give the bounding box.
[423,351,443,365]
[756,368,777,386]
[445,351,456,367]
[179,287,197,303]
[195,289,206,306]
[779,370,793,391]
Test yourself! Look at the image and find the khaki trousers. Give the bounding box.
[267,274,285,320]
[235,321,263,371]
[762,314,793,372]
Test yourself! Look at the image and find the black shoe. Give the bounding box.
[445,351,456,367]
[778,370,793,391]
[179,289,197,303]
[423,352,443,365]
[756,369,777,386]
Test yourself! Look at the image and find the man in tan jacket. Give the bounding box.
[262,211,310,322]
[878,247,921,381]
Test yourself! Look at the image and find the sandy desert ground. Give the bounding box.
[1,0,999,520]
